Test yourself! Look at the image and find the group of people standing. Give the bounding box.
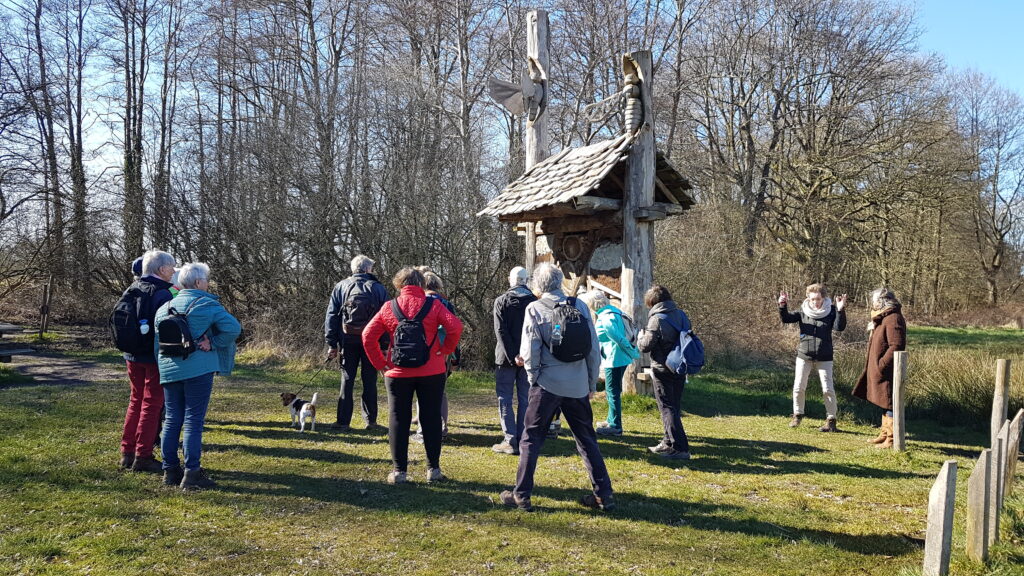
[116,249,908,506]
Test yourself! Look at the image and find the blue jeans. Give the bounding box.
[496,365,529,444]
[602,365,626,430]
[161,373,214,471]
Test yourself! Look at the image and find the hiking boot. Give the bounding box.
[119,452,135,470]
[491,441,519,455]
[387,471,408,485]
[330,423,351,431]
[130,456,163,474]
[788,414,803,428]
[660,449,691,461]
[163,465,184,487]
[580,493,616,512]
[648,441,671,454]
[595,425,623,436]
[546,424,561,439]
[426,468,446,483]
[499,490,533,511]
[365,422,385,432]
[868,415,890,444]
[818,417,837,433]
[180,468,217,491]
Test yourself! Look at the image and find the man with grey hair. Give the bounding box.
[113,249,176,473]
[325,254,389,431]
[491,266,536,454]
[499,263,615,512]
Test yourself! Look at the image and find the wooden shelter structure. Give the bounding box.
[480,49,695,392]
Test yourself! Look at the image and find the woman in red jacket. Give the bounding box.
[362,267,463,484]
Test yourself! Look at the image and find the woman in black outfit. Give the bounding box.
[637,285,691,460]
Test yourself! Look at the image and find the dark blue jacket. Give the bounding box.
[123,276,175,364]
[324,273,389,348]
[779,305,846,361]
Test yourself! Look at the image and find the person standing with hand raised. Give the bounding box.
[778,284,847,432]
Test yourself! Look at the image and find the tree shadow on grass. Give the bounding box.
[210,469,917,557]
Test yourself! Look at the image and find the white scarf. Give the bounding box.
[801,297,832,320]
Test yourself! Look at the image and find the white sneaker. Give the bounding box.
[426,468,446,483]
[387,471,407,485]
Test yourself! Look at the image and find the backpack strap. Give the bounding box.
[655,312,683,333]
[390,298,434,322]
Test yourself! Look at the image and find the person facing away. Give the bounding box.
[491,266,537,455]
[499,263,614,512]
[636,284,692,460]
[324,254,390,431]
[154,262,241,491]
[117,250,176,473]
[580,290,640,437]
[361,267,463,485]
[852,287,906,449]
[778,283,847,432]
[410,268,458,442]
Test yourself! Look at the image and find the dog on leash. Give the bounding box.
[280,392,318,432]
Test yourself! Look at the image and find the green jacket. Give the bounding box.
[596,305,640,369]
[154,289,241,384]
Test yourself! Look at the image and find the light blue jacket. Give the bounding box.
[595,305,640,369]
[154,289,242,384]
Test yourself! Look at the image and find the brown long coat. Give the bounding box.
[852,306,907,410]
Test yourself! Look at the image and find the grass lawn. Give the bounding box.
[1,344,1022,575]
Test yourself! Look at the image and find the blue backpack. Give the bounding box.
[656,312,705,375]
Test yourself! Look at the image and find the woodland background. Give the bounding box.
[2,0,1024,367]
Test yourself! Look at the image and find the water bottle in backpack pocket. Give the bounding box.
[657,312,705,375]
[541,297,592,363]
[110,281,157,356]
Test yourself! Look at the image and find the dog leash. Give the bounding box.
[294,357,331,397]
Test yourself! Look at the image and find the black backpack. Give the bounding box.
[157,298,206,359]
[542,297,592,362]
[389,299,436,368]
[110,281,157,355]
[341,279,377,335]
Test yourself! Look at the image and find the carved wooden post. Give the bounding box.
[991,359,1011,447]
[621,51,655,393]
[523,9,549,272]
[892,351,908,451]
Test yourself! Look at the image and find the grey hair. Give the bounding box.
[177,262,210,289]
[530,263,563,294]
[870,287,899,309]
[351,255,374,274]
[141,250,176,276]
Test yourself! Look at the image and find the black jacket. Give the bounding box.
[492,285,537,366]
[779,305,846,361]
[123,276,175,364]
[637,300,688,373]
[324,273,389,348]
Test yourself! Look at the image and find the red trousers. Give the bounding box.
[120,361,164,458]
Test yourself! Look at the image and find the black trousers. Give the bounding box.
[385,373,446,472]
[338,337,378,426]
[651,368,689,452]
[514,385,613,501]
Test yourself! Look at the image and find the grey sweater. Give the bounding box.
[519,289,601,398]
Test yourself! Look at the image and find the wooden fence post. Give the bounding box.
[966,449,991,563]
[892,351,908,451]
[923,460,957,576]
[991,359,1011,448]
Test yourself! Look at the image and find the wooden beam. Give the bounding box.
[633,207,667,222]
[651,201,684,215]
[539,214,621,234]
[574,196,621,211]
[654,176,680,205]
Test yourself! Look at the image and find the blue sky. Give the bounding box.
[915,0,1024,94]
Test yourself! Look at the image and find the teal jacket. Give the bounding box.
[595,305,640,369]
[154,289,242,384]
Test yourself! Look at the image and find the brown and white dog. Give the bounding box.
[280,392,318,432]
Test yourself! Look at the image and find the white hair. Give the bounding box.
[530,263,563,295]
[141,250,176,276]
[579,290,609,313]
[509,266,528,287]
[351,254,375,274]
[177,262,210,289]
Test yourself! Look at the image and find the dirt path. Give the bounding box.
[7,352,124,387]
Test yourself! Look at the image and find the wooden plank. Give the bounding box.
[575,196,621,211]
[654,176,680,204]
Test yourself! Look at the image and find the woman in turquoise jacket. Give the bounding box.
[154,262,241,491]
[582,291,640,435]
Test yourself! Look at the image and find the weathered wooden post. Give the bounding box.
[991,359,1011,447]
[988,434,1004,546]
[1006,408,1024,498]
[966,449,991,563]
[522,9,549,272]
[923,460,957,576]
[995,420,1009,510]
[620,50,655,391]
[892,351,908,451]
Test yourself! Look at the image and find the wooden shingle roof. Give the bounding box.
[478,133,694,220]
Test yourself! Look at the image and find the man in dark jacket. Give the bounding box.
[325,255,389,430]
[491,266,537,454]
[118,250,177,473]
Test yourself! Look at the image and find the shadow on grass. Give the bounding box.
[203,442,382,465]
[205,422,389,444]
[209,468,917,557]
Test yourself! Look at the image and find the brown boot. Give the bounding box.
[118,452,135,469]
[868,415,889,444]
[818,417,837,432]
[876,415,894,449]
[788,414,803,428]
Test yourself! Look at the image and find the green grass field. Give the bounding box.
[1,329,1022,576]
